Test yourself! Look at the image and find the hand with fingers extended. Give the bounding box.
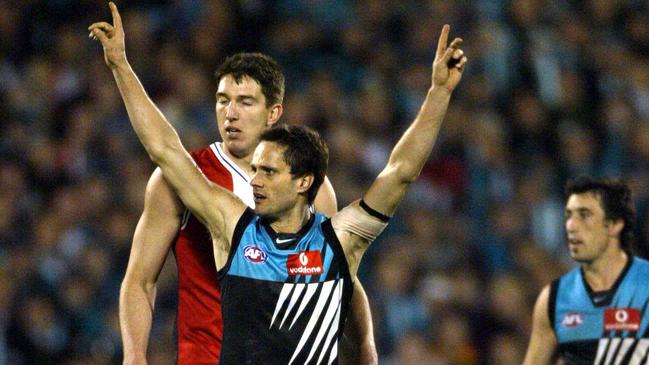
[89,2,126,70]
[432,24,468,93]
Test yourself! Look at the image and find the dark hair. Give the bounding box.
[566,176,636,253]
[259,125,328,204]
[214,52,285,107]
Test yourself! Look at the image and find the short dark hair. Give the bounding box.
[260,125,328,205]
[566,176,636,253]
[214,52,285,107]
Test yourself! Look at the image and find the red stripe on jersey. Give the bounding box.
[174,144,235,364]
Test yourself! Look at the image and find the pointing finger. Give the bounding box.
[436,25,450,59]
[109,2,123,31]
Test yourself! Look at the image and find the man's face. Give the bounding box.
[250,141,306,218]
[215,75,279,158]
[565,192,615,263]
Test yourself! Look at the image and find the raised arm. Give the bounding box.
[363,24,466,216]
[89,2,245,239]
[523,285,559,365]
[120,168,182,365]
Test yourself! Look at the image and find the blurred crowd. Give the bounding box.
[1,0,649,364]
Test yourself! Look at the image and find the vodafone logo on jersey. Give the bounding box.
[561,312,584,328]
[604,308,640,331]
[287,251,323,275]
[243,246,268,263]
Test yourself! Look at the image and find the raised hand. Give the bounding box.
[88,2,126,69]
[432,25,467,93]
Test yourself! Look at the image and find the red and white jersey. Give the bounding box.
[173,142,252,365]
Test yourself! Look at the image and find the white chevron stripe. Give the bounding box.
[604,338,622,365]
[614,338,636,365]
[630,339,649,364]
[289,280,336,365]
[270,284,294,328]
[318,295,342,364]
[290,283,319,330]
[279,283,306,329]
[328,339,338,365]
[595,338,609,365]
[305,281,343,364]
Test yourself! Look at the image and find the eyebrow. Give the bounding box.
[216,92,257,101]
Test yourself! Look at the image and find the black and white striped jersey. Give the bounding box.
[550,257,649,364]
[217,209,354,365]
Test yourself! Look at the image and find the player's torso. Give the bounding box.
[173,142,253,364]
[218,210,353,365]
[551,257,649,365]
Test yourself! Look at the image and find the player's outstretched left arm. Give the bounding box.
[89,2,245,241]
[362,24,466,219]
[333,25,466,276]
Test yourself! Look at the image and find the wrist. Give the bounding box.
[110,57,130,71]
[428,86,452,98]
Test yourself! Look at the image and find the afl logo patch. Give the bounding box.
[561,312,583,328]
[243,246,268,263]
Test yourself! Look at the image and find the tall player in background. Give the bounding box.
[90,2,466,363]
[100,11,376,365]
[523,176,649,364]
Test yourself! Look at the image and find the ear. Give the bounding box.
[607,219,624,238]
[296,174,314,195]
[266,103,283,127]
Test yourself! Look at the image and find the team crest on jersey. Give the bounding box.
[244,245,268,263]
[604,308,640,331]
[286,251,323,275]
[561,312,584,328]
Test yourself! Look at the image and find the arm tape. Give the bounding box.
[331,201,389,242]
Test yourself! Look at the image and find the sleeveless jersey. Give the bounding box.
[217,209,354,365]
[174,142,253,365]
[550,257,649,364]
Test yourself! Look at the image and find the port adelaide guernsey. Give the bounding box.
[550,257,649,364]
[217,208,354,365]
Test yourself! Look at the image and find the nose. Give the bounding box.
[566,217,577,233]
[250,172,262,188]
[225,102,238,120]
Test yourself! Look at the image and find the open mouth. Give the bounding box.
[568,238,583,245]
[225,126,242,137]
[254,192,266,203]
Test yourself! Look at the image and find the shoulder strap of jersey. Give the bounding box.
[217,208,256,280]
[321,219,352,282]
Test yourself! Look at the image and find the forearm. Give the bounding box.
[111,62,182,162]
[120,279,155,364]
[387,87,451,182]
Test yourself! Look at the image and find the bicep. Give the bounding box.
[523,285,558,365]
[123,169,183,286]
[362,165,409,218]
[156,149,245,236]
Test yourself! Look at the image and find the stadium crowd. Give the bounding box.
[1,0,649,364]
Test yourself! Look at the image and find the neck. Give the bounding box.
[221,142,255,175]
[582,249,629,291]
[268,204,311,234]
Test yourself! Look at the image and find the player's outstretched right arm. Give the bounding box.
[89,2,245,241]
[523,285,559,365]
[120,169,182,365]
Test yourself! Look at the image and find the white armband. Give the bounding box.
[331,200,389,242]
